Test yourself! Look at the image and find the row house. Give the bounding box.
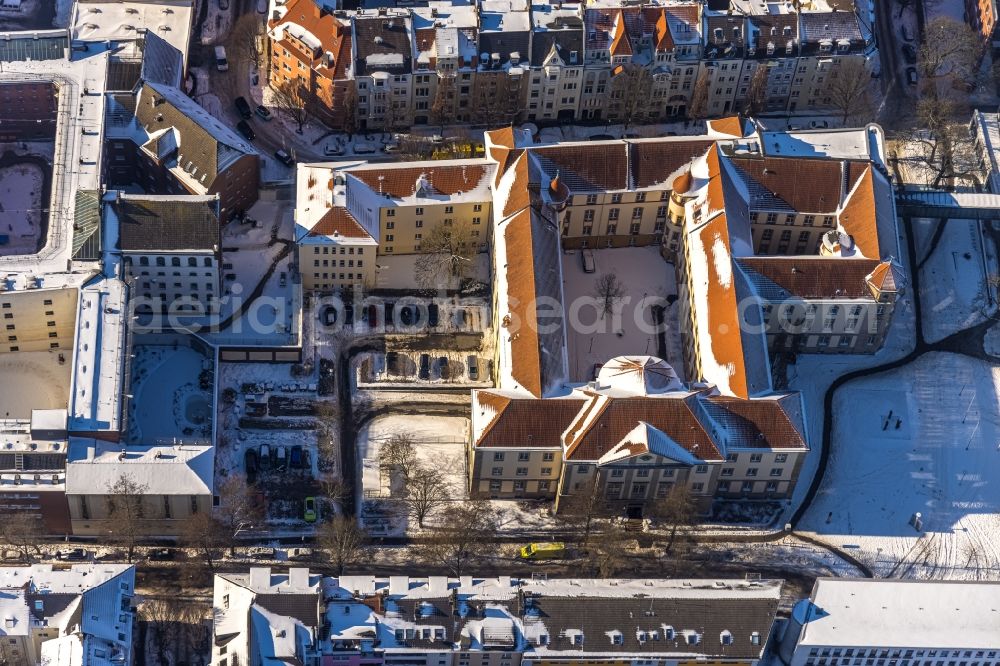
[212,570,782,666]
[266,0,876,130]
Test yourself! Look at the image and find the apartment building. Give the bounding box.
[0,564,136,666]
[64,439,214,536]
[212,570,782,666]
[109,81,259,222]
[265,0,877,129]
[778,579,1000,666]
[294,159,495,291]
[112,193,222,316]
[0,410,71,534]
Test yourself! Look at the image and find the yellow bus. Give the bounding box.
[519,542,566,560]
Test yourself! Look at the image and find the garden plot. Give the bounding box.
[800,352,1000,580]
[0,159,45,256]
[0,351,70,418]
[126,344,213,444]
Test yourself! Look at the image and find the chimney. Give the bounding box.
[249,567,271,590]
[288,567,311,590]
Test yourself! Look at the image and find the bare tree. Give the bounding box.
[614,64,655,129]
[402,464,451,528]
[378,433,418,482]
[593,272,627,319]
[557,475,607,549]
[231,13,265,70]
[140,598,183,666]
[421,500,499,575]
[318,515,369,575]
[918,17,982,83]
[0,513,46,561]
[318,476,349,514]
[688,69,711,120]
[272,80,313,134]
[180,511,224,571]
[430,74,457,130]
[106,473,149,563]
[584,522,631,577]
[648,484,699,555]
[341,85,359,137]
[413,220,476,290]
[826,58,872,124]
[215,473,265,555]
[742,65,769,117]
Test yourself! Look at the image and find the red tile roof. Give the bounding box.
[737,257,882,299]
[703,396,806,450]
[474,392,586,448]
[504,208,544,398]
[631,140,714,188]
[838,166,880,258]
[308,207,370,239]
[350,163,490,199]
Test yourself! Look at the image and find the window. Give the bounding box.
[577,465,588,473]
[611,469,624,477]
[493,452,505,461]
[770,468,783,477]
[726,453,738,462]
[721,467,734,477]
[750,453,762,463]
[775,453,788,463]
[695,464,708,473]
[516,467,528,476]
[541,467,552,476]
[517,452,530,461]
[765,481,778,492]
[746,468,759,477]
[691,482,704,491]
[491,467,503,476]
[717,481,731,492]
[542,452,554,461]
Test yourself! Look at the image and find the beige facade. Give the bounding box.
[0,287,78,354]
[124,251,220,315]
[558,189,673,249]
[379,200,492,256]
[299,241,377,292]
[467,446,562,497]
[66,492,213,536]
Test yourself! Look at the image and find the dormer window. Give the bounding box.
[713,27,723,40]
[732,27,740,40]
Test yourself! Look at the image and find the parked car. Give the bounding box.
[2,549,23,562]
[236,120,255,141]
[56,548,88,561]
[274,149,294,167]
[148,548,175,561]
[321,305,338,326]
[906,67,918,86]
[428,303,439,327]
[429,134,445,144]
[467,355,479,381]
[290,445,303,468]
[303,497,318,523]
[255,104,272,121]
[344,303,354,325]
[589,134,615,141]
[382,142,401,153]
[214,45,228,71]
[366,304,378,328]
[259,444,271,469]
[809,120,830,129]
[418,353,430,380]
[249,547,276,559]
[386,351,400,374]
[234,96,252,119]
[245,448,258,482]
[276,446,287,468]
[902,43,917,64]
[453,308,468,328]
[399,305,415,326]
[438,356,450,380]
[581,248,596,273]
[288,547,313,561]
[324,143,345,156]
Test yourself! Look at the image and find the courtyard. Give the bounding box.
[0,350,70,419]
[0,147,51,257]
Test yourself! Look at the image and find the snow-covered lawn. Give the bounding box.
[561,246,684,382]
[800,352,1000,580]
[0,161,45,256]
[0,350,70,418]
[374,252,491,291]
[126,343,213,444]
[912,217,994,343]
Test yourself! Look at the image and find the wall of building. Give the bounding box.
[66,492,213,535]
[300,242,377,291]
[125,252,220,315]
[0,82,57,141]
[379,201,492,256]
[0,287,78,354]
[469,447,561,498]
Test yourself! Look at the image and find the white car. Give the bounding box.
[323,143,344,156]
[257,0,267,12]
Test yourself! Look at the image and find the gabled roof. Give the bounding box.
[115,194,220,252]
[308,207,371,240]
[631,140,714,189]
[563,393,725,462]
[728,156,859,214]
[532,143,629,191]
[348,162,492,200]
[838,166,880,258]
[501,208,566,398]
[737,257,882,300]
[134,82,257,191]
[597,421,706,466]
[865,260,905,296]
[473,391,585,448]
[702,395,807,450]
[799,12,863,44]
[353,15,412,75]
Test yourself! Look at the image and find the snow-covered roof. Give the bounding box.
[65,439,214,495]
[796,579,1000,649]
[70,0,193,69]
[0,39,108,276]
[68,276,127,434]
